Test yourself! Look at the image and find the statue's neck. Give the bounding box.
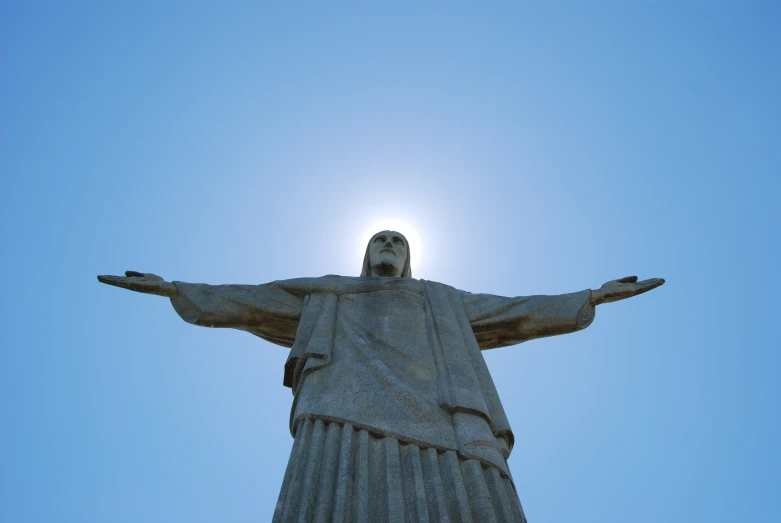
[370,263,402,278]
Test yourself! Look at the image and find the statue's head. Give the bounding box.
[361,230,412,278]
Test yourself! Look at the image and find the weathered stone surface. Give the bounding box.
[98,230,664,522]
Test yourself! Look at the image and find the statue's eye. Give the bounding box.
[393,239,403,245]
[374,237,384,243]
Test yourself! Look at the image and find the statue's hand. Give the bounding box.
[590,276,665,306]
[97,271,178,298]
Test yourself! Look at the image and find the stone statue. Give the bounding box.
[98,230,664,523]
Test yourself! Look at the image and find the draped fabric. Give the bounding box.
[272,278,593,476]
[170,276,594,522]
[273,419,527,523]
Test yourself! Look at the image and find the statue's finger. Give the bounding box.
[618,276,638,283]
[633,279,665,295]
[98,275,130,288]
[125,270,145,278]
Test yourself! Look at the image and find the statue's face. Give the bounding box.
[368,230,408,277]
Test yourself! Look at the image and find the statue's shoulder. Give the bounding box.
[270,274,369,293]
[419,278,465,295]
[272,276,464,297]
[270,274,353,284]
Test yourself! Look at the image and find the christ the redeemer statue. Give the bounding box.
[99,230,664,523]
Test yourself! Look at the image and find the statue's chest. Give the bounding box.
[334,289,434,370]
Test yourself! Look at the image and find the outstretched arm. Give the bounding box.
[97,271,304,347]
[463,275,664,350]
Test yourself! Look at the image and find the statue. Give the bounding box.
[98,230,664,522]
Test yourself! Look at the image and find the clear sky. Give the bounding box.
[2,2,779,522]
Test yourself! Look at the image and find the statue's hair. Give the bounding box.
[360,231,412,278]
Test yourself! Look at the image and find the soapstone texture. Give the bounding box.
[98,230,664,522]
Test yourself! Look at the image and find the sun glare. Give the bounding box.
[360,218,423,274]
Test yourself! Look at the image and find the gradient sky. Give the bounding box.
[2,2,779,522]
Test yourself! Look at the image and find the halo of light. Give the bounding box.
[360,218,423,273]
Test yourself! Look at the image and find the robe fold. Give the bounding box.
[170,276,594,521]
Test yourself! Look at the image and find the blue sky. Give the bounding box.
[2,2,779,522]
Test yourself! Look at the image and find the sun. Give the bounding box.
[360,218,423,273]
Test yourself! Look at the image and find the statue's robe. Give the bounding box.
[170,276,594,523]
